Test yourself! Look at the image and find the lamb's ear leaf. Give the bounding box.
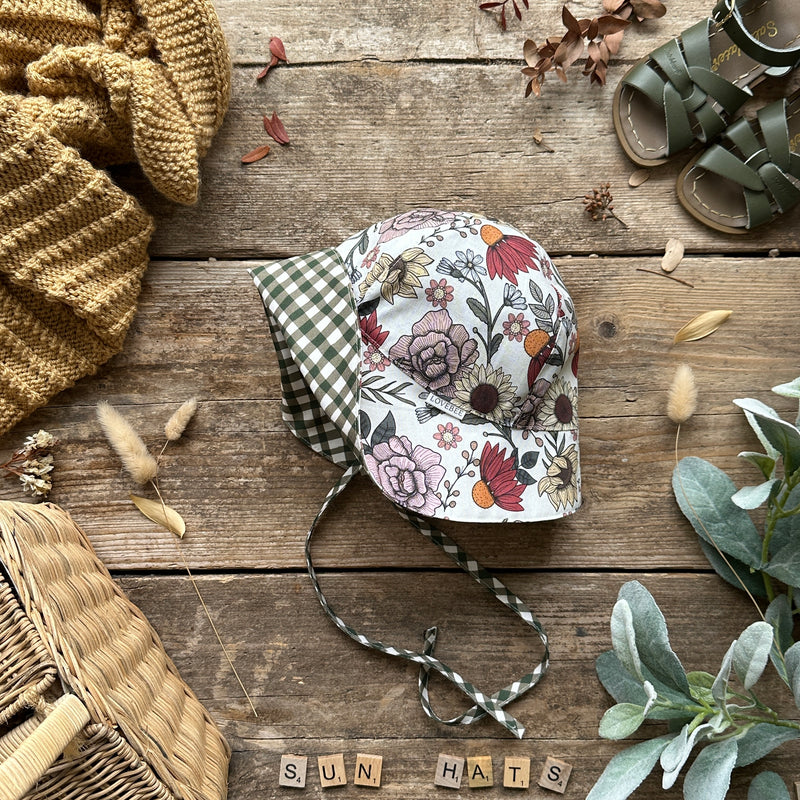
[747,771,791,800]
[672,457,763,569]
[585,736,674,800]
[682,739,738,800]
[735,724,800,767]
[733,621,774,690]
[617,582,690,696]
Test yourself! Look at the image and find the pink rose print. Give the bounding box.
[433,422,462,450]
[364,435,444,515]
[388,309,478,398]
[377,209,460,243]
[425,278,454,309]
[502,312,531,342]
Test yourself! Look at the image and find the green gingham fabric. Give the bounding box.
[250,249,550,738]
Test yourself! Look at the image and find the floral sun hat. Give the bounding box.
[339,208,580,522]
[249,209,581,739]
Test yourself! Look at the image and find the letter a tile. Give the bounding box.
[318,753,347,788]
[354,754,382,787]
[279,754,307,788]
[434,754,465,789]
[467,756,493,788]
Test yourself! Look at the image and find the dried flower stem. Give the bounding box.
[1,430,59,497]
[669,375,764,620]
[584,183,628,229]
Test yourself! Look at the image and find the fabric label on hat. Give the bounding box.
[425,392,467,420]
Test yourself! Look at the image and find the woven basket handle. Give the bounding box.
[0,694,90,800]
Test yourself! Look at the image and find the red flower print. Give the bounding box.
[360,310,389,347]
[425,278,454,309]
[502,313,530,342]
[364,343,389,372]
[480,225,540,286]
[472,442,526,512]
[433,422,462,450]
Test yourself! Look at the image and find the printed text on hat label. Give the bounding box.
[425,393,467,420]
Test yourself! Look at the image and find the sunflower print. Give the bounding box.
[452,363,518,423]
[537,443,579,511]
[359,247,433,304]
[537,376,577,430]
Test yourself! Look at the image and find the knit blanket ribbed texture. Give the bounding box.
[0,0,231,435]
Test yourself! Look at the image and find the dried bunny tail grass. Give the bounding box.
[97,401,158,484]
[165,397,198,441]
[667,364,697,425]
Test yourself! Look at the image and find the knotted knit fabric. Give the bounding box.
[0,0,231,434]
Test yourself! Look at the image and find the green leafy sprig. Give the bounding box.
[589,581,800,800]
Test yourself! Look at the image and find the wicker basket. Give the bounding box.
[0,501,230,800]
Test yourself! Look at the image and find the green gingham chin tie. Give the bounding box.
[250,249,550,739]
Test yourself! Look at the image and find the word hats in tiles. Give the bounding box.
[249,209,581,739]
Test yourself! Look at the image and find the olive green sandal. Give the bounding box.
[676,90,800,233]
[613,0,800,167]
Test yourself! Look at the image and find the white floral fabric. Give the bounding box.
[336,209,581,523]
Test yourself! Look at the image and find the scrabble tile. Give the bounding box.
[503,757,530,789]
[354,754,383,787]
[278,754,307,788]
[434,754,465,788]
[318,753,347,788]
[467,756,493,788]
[538,756,573,794]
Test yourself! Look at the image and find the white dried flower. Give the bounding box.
[20,474,51,497]
[23,430,57,452]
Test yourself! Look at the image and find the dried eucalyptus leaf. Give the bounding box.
[682,738,738,800]
[661,238,684,272]
[673,310,732,342]
[585,735,673,800]
[733,621,773,690]
[130,494,186,538]
[628,168,650,187]
[747,772,791,800]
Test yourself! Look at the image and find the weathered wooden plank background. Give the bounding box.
[2,0,800,797]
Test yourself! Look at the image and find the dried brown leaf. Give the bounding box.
[523,38,539,66]
[673,310,732,343]
[631,0,667,19]
[263,112,290,145]
[661,238,685,273]
[596,14,632,34]
[241,144,271,163]
[130,495,186,537]
[628,168,650,187]
[562,4,581,34]
[269,36,288,62]
[604,29,626,55]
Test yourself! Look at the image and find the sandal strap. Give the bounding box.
[693,99,800,228]
[624,19,751,154]
[712,0,800,72]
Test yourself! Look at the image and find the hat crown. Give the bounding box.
[344,210,578,433]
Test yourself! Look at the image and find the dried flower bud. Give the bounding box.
[667,364,697,424]
[165,398,199,441]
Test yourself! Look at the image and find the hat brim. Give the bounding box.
[358,357,581,523]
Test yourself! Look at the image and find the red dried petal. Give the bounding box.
[256,56,279,80]
[241,144,271,163]
[264,112,290,145]
[269,36,288,62]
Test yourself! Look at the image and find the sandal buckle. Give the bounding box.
[712,0,735,27]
